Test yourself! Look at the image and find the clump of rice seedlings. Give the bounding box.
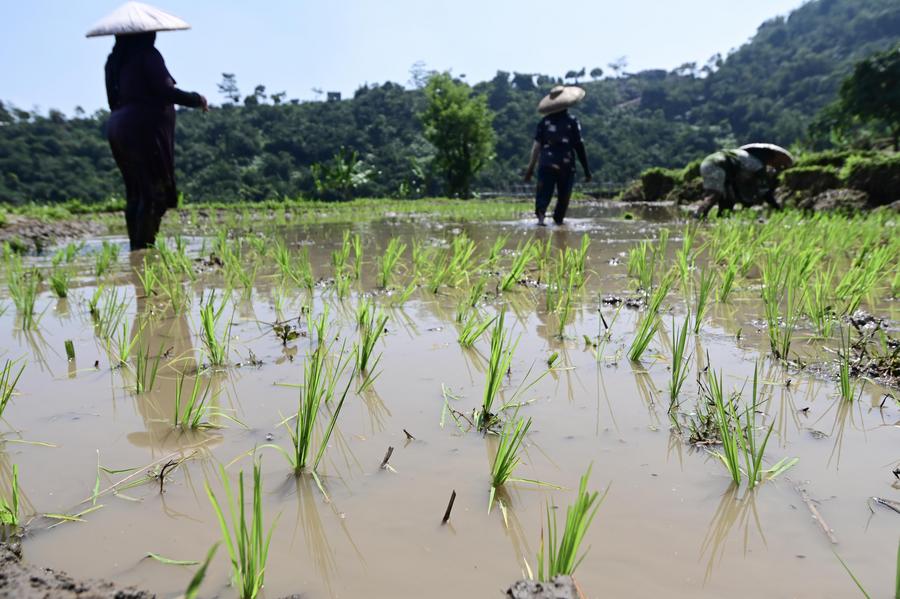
[94,241,120,277]
[199,292,233,368]
[351,233,363,279]
[7,261,41,330]
[156,238,195,281]
[333,270,352,301]
[223,250,259,300]
[675,225,697,294]
[706,364,797,488]
[536,465,605,581]
[377,238,406,289]
[553,270,577,339]
[183,543,219,599]
[267,337,354,477]
[485,234,509,270]
[173,372,221,429]
[835,243,892,314]
[477,313,518,430]
[49,268,71,299]
[717,263,737,303]
[458,313,495,348]
[332,231,353,276]
[837,327,858,402]
[499,241,534,292]
[646,269,674,314]
[805,266,836,338]
[132,343,163,394]
[135,256,160,298]
[93,287,129,339]
[627,229,669,291]
[388,281,417,307]
[356,300,388,390]
[489,415,550,512]
[0,360,25,419]
[64,340,75,361]
[692,268,715,334]
[627,313,659,362]
[0,465,20,534]
[52,242,81,266]
[205,460,275,599]
[761,254,805,361]
[669,312,692,407]
[108,321,142,366]
[157,269,189,312]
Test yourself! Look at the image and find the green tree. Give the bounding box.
[835,44,900,149]
[421,73,495,198]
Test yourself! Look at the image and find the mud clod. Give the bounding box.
[506,576,579,599]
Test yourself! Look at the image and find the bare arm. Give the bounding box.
[524,141,540,182]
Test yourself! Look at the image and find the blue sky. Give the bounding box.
[1,0,806,114]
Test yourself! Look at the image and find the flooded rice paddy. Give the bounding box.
[1,201,898,598]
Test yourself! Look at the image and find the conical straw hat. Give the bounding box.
[739,143,794,169]
[538,85,586,115]
[86,2,191,38]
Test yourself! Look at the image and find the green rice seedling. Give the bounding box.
[377,238,406,289]
[293,248,315,291]
[805,266,836,338]
[52,242,81,266]
[93,287,129,340]
[485,234,509,270]
[717,264,736,303]
[835,243,892,314]
[7,262,41,330]
[333,270,351,301]
[627,313,659,362]
[49,268,71,299]
[64,340,75,361]
[499,241,534,292]
[173,372,221,429]
[489,415,534,512]
[133,343,163,394]
[351,233,363,280]
[108,321,142,366]
[646,269,674,314]
[477,313,518,430]
[692,268,716,334]
[536,465,605,581]
[331,230,352,275]
[205,460,275,599]
[268,339,354,475]
[532,237,554,282]
[94,240,120,278]
[199,292,233,368]
[838,327,856,402]
[157,269,189,312]
[707,364,797,488]
[356,300,388,387]
[627,240,653,291]
[761,254,805,361]
[554,271,577,339]
[135,256,160,297]
[0,360,25,419]
[0,465,20,533]
[458,313,495,348]
[389,281,417,307]
[184,543,219,599]
[669,312,692,407]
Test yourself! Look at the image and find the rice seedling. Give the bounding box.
[717,263,737,303]
[205,460,275,599]
[377,238,406,289]
[157,269,189,312]
[108,321,142,366]
[692,268,715,334]
[135,256,160,298]
[333,270,352,301]
[64,340,75,361]
[173,372,223,429]
[838,327,856,402]
[351,233,363,279]
[706,364,797,488]
[332,230,352,275]
[669,312,692,407]
[0,360,25,419]
[499,241,534,292]
[132,343,163,394]
[761,253,805,361]
[94,240,120,277]
[554,270,577,339]
[627,313,659,362]
[488,415,554,512]
[52,242,81,266]
[93,287,129,340]
[199,292,233,368]
[646,269,674,315]
[356,300,388,389]
[49,268,71,299]
[536,465,605,581]
[805,266,836,338]
[184,543,219,599]
[267,338,354,476]
[485,234,509,270]
[458,313,495,348]
[7,262,41,330]
[0,465,20,533]
[388,281,417,306]
[477,313,520,430]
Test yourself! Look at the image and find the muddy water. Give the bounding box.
[2,202,898,599]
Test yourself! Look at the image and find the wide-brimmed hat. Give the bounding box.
[740,143,794,169]
[86,2,191,38]
[538,85,586,115]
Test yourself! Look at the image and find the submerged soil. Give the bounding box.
[0,200,897,598]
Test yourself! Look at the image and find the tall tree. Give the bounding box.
[421,73,495,198]
[835,44,900,149]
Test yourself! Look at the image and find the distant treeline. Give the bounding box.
[1,0,898,204]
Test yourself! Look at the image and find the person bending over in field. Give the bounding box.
[524,86,592,226]
[696,144,793,219]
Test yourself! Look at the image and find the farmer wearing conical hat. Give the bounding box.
[524,86,592,226]
[87,2,208,250]
[696,143,794,219]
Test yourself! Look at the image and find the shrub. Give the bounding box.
[640,167,680,201]
[681,159,702,182]
[780,165,842,195]
[793,150,875,169]
[842,152,900,205]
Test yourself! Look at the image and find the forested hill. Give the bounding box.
[1,0,898,204]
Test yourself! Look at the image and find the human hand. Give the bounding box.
[584,172,592,183]
[198,95,209,112]
[523,169,533,183]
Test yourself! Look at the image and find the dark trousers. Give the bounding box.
[535,167,575,224]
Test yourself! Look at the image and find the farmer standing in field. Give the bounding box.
[696,143,794,218]
[87,2,208,250]
[524,86,592,226]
